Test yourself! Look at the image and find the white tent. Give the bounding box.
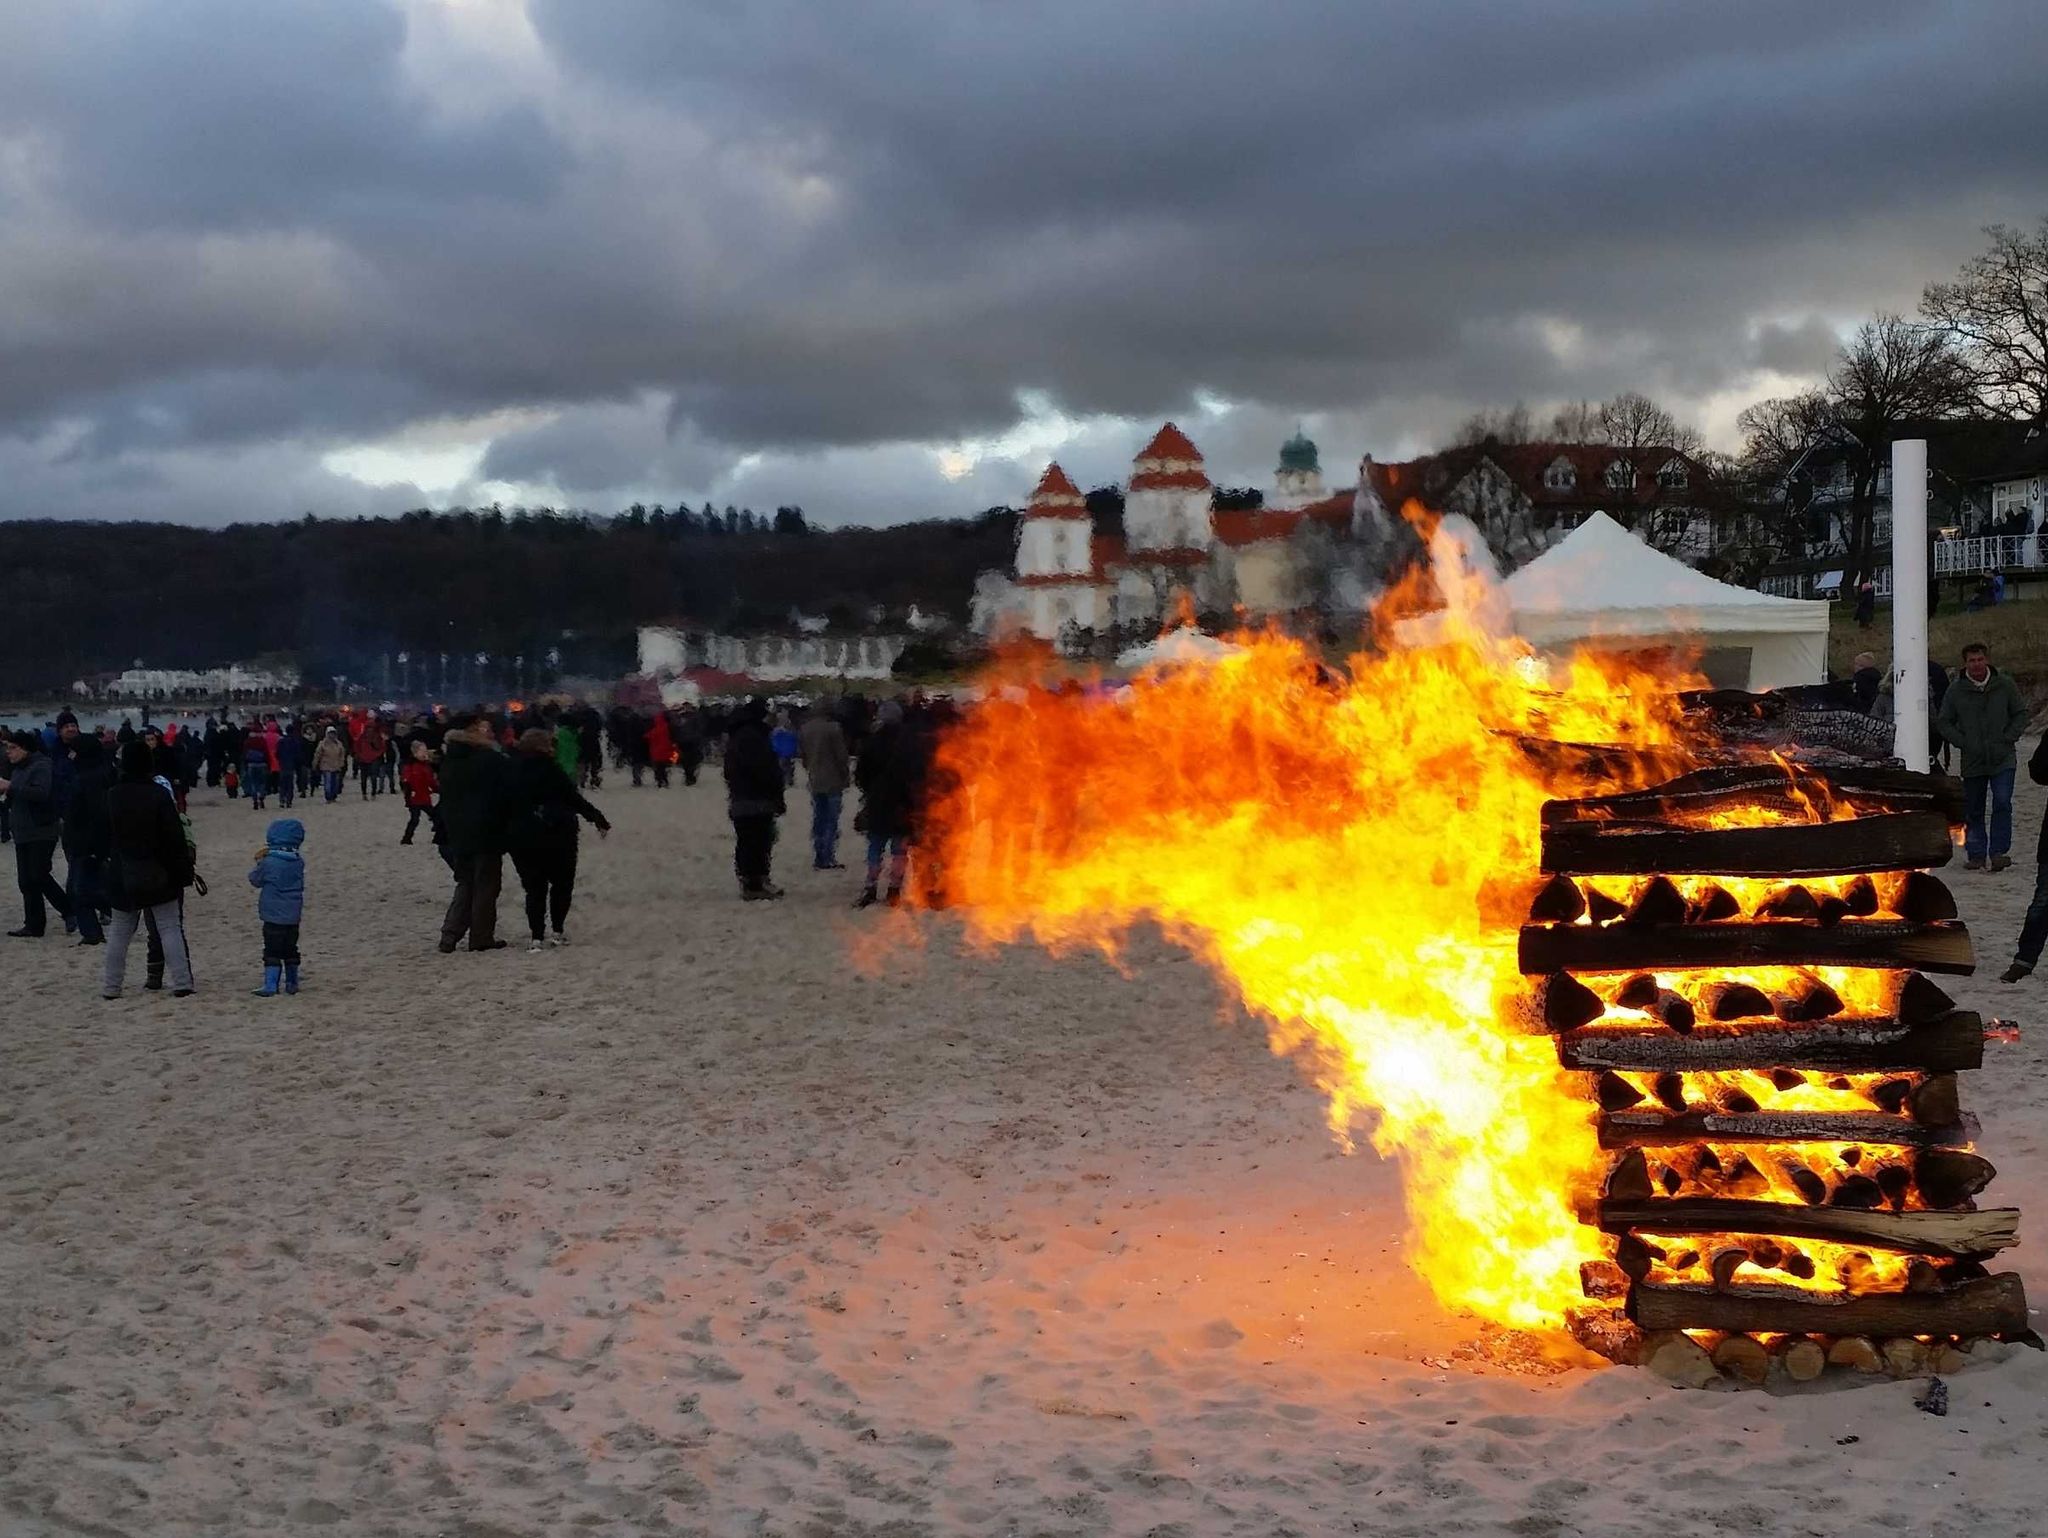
[1501,513,1830,691]
[1116,628,1245,670]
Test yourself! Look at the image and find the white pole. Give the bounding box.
[1891,437,1929,772]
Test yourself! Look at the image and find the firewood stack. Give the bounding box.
[1519,762,2037,1386]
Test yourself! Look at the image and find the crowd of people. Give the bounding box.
[3,692,955,998]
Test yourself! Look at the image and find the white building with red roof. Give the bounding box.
[972,422,1378,645]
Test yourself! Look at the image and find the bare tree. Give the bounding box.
[1593,392,1705,543]
[1828,315,1975,584]
[1549,399,1600,443]
[1921,217,2048,428]
[1450,401,1534,446]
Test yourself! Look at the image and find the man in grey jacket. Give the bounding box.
[2,732,77,938]
[799,706,852,871]
[1935,643,2030,870]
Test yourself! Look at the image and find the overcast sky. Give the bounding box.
[3,0,2045,528]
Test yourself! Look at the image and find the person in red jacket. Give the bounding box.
[399,739,440,846]
[644,711,674,790]
[353,716,388,799]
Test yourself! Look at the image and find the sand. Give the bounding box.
[3,765,2045,1538]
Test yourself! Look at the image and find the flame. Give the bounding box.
[920,564,1704,1338]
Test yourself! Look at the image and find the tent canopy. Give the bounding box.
[1116,628,1245,670]
[1500,513,1830,691]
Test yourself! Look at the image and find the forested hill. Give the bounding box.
[0,507,1017,694]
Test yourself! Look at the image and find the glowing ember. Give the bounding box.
[921,532,1704,1339]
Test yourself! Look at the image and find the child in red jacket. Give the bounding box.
[399,739,440,846]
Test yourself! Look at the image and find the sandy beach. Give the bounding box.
[3,769,2045,1538]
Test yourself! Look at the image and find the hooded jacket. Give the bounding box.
[248,818,307,925]
[312,730,350,773]
[723,705,785,817]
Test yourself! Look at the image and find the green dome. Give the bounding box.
[1278,429,1319,475]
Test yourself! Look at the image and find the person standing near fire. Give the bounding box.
[1935,642,2028,872]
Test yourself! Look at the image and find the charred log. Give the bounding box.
[1540,812,1955,877]
[1627,1272,2029,1339]
[1598,1108,1976,1150]
[1915,1149,1998,1208]
[1517,919,1974,977]
[1556,1012,1985,1073]
[1595,1199,2019,1257]
[1527,875,1586,923]
[1889,871,1960,924]
[1540,972,1606,1032]
[1541,764,1965,827]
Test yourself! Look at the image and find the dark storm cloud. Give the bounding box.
[2,0,2046,524]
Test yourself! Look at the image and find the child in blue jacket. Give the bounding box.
[247,817,306,996]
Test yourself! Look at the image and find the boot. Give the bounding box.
[283,963,300,996]
[854,885,879,909]
[2001,960,2033,984]
[885,885,904,908]
[253,965,281,997]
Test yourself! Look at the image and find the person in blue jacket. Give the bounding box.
[247,817,306,996]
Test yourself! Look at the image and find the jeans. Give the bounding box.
[261,920,302,965]
[866,831,908,890]
[322,771,344,802]
[67,851,105,943]
[440,853,504,950]
[244,766,268,804]
[732,813,777,891]
[13,839,72,935]
[512,844,577,938]
[1963,766,2016,860]
[106,901,193,995]
[810,791,843,867]
[275,771,295,808]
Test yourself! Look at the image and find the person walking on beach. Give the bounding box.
[102,740,195,998]
[852,700,923,909]
[800,705,851,870]
[354,714,388,799]
[437,715,514,952]
[399,739,440,845]
[724,698,786,900]
[644,710,674,789]
[508,729,610,949]
[1935,642,2028,871]
[3,732,76,938]
[771,710,800,788]
[61,734,113,946]
[314,727,349,802]
[247,817,306,997]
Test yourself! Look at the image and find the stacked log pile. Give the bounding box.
[1521,764,2036,1385]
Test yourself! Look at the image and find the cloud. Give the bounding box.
[2,0,2045,526]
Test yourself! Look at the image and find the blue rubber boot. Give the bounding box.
[253,965,281,997]
[283,964,300,996]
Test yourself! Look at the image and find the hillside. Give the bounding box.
[0,509,1016,695]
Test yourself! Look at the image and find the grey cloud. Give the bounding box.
[2,0,2046,526]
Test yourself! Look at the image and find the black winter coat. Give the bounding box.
[854,722,927,841]
[62,757,114,858]
[723,721,785,817]
[507,755,610,852]
[105,780,193,909]
[438,738,517,859]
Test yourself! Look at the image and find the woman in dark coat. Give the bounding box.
[722,699,785,900]
[507,729,610,949]
[102,740,196,997]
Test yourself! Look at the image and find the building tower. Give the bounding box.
[1013,462,1102,640]
[1270,427,1325,510]
[1117,423,1214,627]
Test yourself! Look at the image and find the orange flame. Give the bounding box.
[922,560,1707,1337]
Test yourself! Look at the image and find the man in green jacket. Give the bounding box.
[1935,642,2029,870]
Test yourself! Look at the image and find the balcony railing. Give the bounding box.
[1931,535,2048,575]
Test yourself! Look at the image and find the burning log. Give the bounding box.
[1755,884,1819,921]
[1780,1336,1828,1382]
[1597,1197,2019,1256]
[1914,1149,1998,1207]
[1909,1073,1961,1127]
[1526,874,1586,923]
[1688,884,1741,921]
[1776,978,1845,1021]
[1889,871,1960,923]
[1540,812,1954,877]
[1540,972,1606,1031]
[1700,980,1774,1021]
[1517,918,1974,977]
[1539,763,1966,827]
[1624,877,1688,927]
[1597,1108,1976,1150]
[1711,1333,1771,1383]
[1557,1012,1986,1074]
[1825,1336,1885,1373]
[1627,1272,2030,1338]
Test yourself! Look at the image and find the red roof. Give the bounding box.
[1369,442,1703,516]
[1136,422,1203,464]
[1129,466,1210,492]
[1125,546,1210,569]
[1026,461,1088,518]
[1211,492,1355,548]
[1033,462,1081,499]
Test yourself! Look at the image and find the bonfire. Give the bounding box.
[917,515,2031,1386]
